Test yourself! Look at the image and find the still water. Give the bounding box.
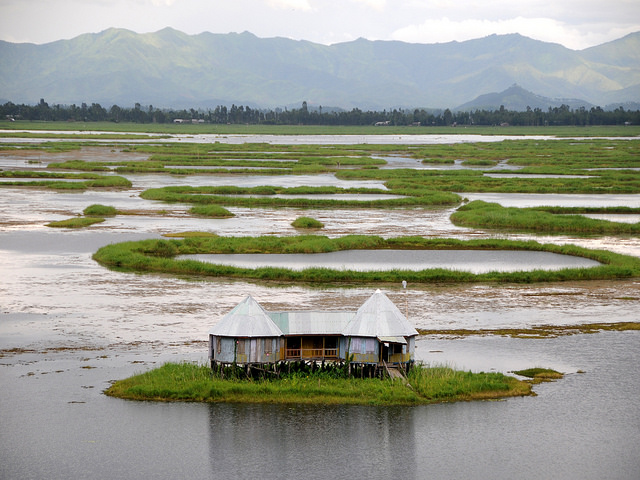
[1,330,638,480]
[1,137,639,479]
[181,249,601,273]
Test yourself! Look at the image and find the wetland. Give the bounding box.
[1,126,639,480]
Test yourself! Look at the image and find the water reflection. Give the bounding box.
[208,404,417,479]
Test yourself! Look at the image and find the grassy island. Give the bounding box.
[452,201,640,234]
[104,362,534,406]
[0,171,132,190]
[139,185,460,208]
[92,234,640,285]
[513,368,564,383]
[47,217,106,228]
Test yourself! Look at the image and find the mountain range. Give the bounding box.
[1,28,638,110]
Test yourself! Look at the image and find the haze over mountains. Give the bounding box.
[1,28,638,111]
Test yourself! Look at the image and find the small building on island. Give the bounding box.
[208,290,418,375]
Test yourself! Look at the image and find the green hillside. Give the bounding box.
[1,28,638,109]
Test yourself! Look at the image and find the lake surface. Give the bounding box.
[180,249,601,274]
[1,136,639,480]
[1,327,637,480]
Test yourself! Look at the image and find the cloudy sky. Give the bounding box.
[1,0,639,50]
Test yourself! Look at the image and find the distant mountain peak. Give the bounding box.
[0,28,637,109]
[457,85,593,111]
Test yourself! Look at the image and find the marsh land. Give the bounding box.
[1,124,638,479]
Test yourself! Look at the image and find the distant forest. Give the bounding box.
[2,99,639,127]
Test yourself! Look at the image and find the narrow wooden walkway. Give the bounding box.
[382,361,406,380]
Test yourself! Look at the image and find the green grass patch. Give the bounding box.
[417,321,640,338]
[140,185,460,208]
[451,200,640,234]
[83,204,118,216]
[292,216,325,229]
[0,171,132,191]
[407,365,531,401]
[104,362,533,405]
[189,205,235,218]
[5,138,639,199]
[47,217,105,228]
[3,121,639,137]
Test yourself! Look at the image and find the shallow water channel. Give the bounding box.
[1,136,639,479]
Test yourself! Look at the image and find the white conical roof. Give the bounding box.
[342,290,418,338]
[209,295,283,338]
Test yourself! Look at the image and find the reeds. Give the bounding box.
[407,364,531,401]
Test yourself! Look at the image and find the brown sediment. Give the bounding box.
[417,321,640,338]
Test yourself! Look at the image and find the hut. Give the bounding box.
[208,290,418,374]
[341,289,418,366]
[208,295,284,366]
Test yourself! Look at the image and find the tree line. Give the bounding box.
[2,99,638,127]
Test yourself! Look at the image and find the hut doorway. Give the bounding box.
[381,342,389,363]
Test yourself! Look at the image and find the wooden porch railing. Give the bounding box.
[285,348,338,359]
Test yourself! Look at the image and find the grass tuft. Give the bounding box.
[292,216,325,229]
[189,205,235,218]
[83,204,118,216]
[47,217,105,228]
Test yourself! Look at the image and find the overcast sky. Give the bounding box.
[1,0,639,50]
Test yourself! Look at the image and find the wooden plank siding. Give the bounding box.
[210,336,284,364]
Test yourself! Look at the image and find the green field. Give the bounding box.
[2,120,639,137]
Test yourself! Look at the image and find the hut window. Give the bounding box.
[236,339,245,355]
[365,338,376,354]
[216,337,221,354]
[264,339,272,354]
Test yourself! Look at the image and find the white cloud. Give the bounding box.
[390,16,623,50]
[266,0,312,11]
[350,0,386,10]
[149,0,177,6]
[0,0,637,48]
